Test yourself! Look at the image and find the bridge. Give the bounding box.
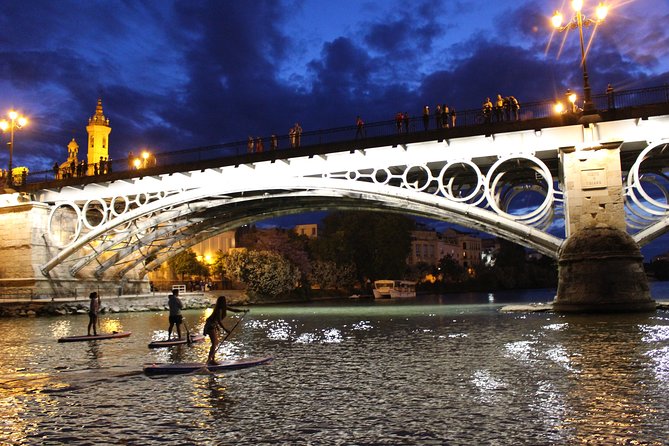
[2,85,669,312]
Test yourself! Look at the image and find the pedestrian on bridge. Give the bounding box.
[422,106,430,131]
[355,116,366,139]
[293,123,302,147]
[395,112,403,134]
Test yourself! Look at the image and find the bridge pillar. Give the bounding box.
[555,143,655,312]
[0,196,149,299]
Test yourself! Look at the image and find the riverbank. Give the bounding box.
[0,289,251,317]
[500,300,669,313]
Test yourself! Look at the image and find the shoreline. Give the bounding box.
[0,290,250,318]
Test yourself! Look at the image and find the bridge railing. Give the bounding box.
[21,84,669,185]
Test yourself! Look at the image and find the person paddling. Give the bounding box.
[87,292,101,336]
[167,289,184,340]
[203,295,248,365]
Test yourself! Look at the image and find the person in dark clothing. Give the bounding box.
[203,295,248,365]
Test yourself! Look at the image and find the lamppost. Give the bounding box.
[552,0,608,114]
[0,110,28,186]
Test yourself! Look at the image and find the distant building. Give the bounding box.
[55,98,111,179]
[407,225,484,271]
[408,227,462,266]
[444,228,482,270]
[191,230,236,264]
[295,223,318,238]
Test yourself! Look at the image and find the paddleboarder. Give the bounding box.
[167,289,184,340]
[87,292,101,336]
[203,295,248,365]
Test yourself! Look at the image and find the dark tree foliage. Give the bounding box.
[167,249,209,281]
[315,211,414,281]
[438,254,466,283]
[237,226,312,281]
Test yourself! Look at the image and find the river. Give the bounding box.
[1,285,669,445]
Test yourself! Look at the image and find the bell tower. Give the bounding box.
[85,98,111,171]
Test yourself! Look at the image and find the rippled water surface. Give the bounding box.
[2,288,669,445]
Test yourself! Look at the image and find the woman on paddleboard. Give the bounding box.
[87,292,101,336]
[203,295,248,365]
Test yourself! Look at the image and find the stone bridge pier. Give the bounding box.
[555,140,655,312]
[0,200,149,299]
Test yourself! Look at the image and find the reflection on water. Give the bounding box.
[0,289,668,444]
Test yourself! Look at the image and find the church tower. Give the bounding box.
[86,98,111,171]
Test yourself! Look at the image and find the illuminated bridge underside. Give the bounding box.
[33,114,669,280]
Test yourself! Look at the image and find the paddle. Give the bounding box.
[215,310,248,353]
[183,320,192,345]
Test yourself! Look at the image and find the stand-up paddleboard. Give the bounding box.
[148,334,205,348]
[58,331,132,343]
[143,355,273,375]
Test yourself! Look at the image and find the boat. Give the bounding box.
[148,334,205,348]
[372,280,416,299]
[57,331,132,343]
[389,280,417,298]
[143,355,274,375]
[372,280,395,299]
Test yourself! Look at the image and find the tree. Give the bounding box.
[314,211,414,281]
[218,249,300,297]
[310,260,356,290]
[438,254,466,283]
[237,226,312,285]
[167,249,209,281]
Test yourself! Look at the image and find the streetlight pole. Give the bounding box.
[552,1,608,115]
[0,111,28,187]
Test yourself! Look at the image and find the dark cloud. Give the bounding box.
[0,0,667,174]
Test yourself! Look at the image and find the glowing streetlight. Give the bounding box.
[552,1,609,114]
[0,110,29,186]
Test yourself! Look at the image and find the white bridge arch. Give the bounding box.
[27,113,669,282]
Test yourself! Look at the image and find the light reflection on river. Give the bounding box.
[1,286,669,445]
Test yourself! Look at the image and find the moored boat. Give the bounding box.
[389,280,417,298]
[373,280,417,299]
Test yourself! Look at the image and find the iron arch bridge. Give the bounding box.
[14,112,669,283]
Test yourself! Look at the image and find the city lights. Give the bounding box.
[0,110,28,186]
[551,1,609,114]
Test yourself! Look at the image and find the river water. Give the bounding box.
[2,286,669,445]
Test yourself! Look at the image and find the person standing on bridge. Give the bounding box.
[355,116,365,139]
[422,106,430,131]
[482,97,493,124]
[87,292,101,336]
[293,123,303,147]
[203,295,248,365]
[167,289,184,340]
[442,104,450,128]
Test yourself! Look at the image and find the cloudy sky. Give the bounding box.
[1,0,668,255]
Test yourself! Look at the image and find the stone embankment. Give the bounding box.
[500,300,669,313]
[0,290,250,318]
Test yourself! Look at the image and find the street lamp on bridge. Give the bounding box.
[551,0,609,115]
[0,110,29,187]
